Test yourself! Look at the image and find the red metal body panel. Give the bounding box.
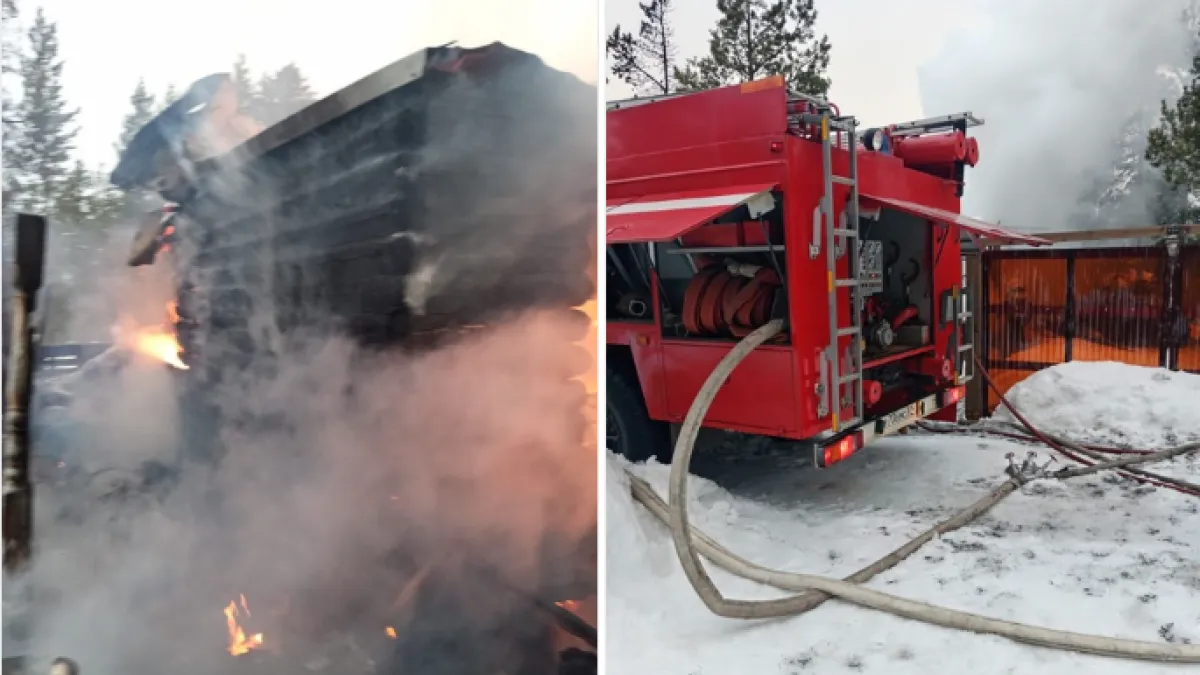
[606,79,1032,441]
[606,321,669,419]
[607,83,790,200]
[659,342,797,433]
[605,183,777,244]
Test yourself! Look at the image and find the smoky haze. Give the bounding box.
[9,44,596,675]
[918,0,1194,232]
[31,216,169,344]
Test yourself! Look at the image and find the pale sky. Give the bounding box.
[22,0,598,168]
[606,0,1185,231]
[605,0,978,129]
[20,0,1173,233]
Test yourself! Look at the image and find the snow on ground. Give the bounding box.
[993,361,1200,449]
[992,361,1200,481]
[607,363,1200,675]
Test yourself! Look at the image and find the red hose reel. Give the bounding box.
[682,265,782,338]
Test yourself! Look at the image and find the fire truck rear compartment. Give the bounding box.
[601,82,1052,447]
[608,203,938,403]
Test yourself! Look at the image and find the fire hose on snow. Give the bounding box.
[914,357,1200,497]
[626,318,1200,663]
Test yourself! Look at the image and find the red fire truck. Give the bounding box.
[605,76,1049,466]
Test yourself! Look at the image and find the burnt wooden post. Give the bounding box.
[4,213,47,573]
[1161,225,1182,371]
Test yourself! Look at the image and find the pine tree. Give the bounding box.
[1146,26,1200,210]
[8,8,78,215]
[159,82,177,112]
[52,161,122,225]
[256,63,315,127]
[1150,178,1193,226]
[675,0,831,96]
[115,78,155,157]
[231,52,259,114]
[607,0,678,96]
[87,164,126,223]
[2,0,22,211]
[2,0,20,118]
[54,159,91,223]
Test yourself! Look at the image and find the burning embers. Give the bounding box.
[224,594,265,656]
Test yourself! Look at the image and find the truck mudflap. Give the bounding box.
[813,384,966,468]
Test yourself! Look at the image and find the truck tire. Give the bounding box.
[606,366,670,463]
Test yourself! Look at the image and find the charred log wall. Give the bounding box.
[155,46,597,672]
[171,44,596,383]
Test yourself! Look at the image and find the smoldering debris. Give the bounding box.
[6,44,598,675]
[164,44,597,392]
[11,308,596,675]
[919,0,1196,231]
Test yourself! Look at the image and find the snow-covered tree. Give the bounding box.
[7,7,78,215]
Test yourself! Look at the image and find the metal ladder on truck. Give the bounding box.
[793,98,864,433]
[957,254,976,386]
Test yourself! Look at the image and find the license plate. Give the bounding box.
[877,399,927,436]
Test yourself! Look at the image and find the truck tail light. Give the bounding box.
[942,385,966,407]
[816,433,861,469]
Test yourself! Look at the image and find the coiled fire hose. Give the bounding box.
[626,318,1200,663]
[681,265,781,338]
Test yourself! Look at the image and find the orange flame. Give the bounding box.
[385,626,398,639]
[572,297,597,452]
[118,302,189,369]
[555,599,580,612]
[224,595,264,656]
[132,326,188,370]
[573,298,597,395]
[572,253,598,454]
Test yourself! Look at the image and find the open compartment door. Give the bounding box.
[861,194,1050,247]
[606,183,778,244]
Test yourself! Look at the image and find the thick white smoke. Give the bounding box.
[5,45,597,675]
[13,311,595,675]
[919,0,1195,231]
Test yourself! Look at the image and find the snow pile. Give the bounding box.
[992,362,1200,448]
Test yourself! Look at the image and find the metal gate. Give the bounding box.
[978,241,1198,413]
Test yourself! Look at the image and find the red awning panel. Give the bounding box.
[861,194,1051,247]
[606,183,778,244]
